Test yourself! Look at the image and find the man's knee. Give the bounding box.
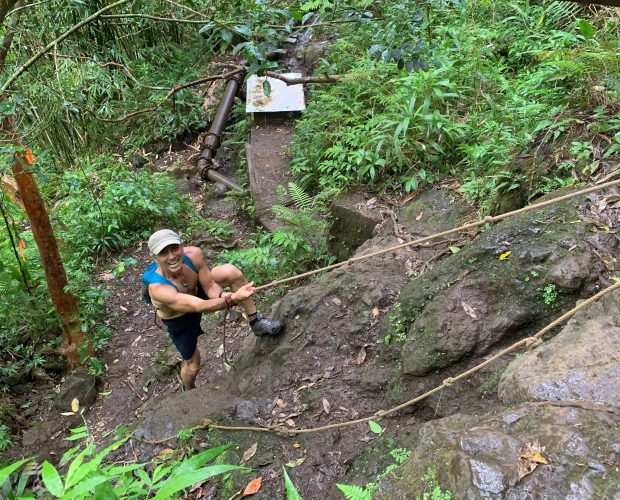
[214,264,244,285]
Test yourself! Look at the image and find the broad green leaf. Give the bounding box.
[153,465,244,500]
[65,437,129,489]
[282,466,302,500]
[41,461,64,497]
[64,432,88,441]
[59,445,82,467]
[0,458,31,485]
[449,246,460,254]
[63,444,95,489]
[262,79,272,98]
[578,19,595,39]
[64,474,111,498]
[368,420,383,434]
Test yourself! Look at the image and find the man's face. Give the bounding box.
[154,244,184,272]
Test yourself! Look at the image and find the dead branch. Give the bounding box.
[166,68,244,98]
[162,0,207,18]
[268,16,383,30]
[47,54,168,90]
[264,71,344,85]
[101,13,206,24]
[5,0,45,17]
[0,0,131,94]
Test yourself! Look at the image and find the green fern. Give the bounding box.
[300,0,333,12]
[288,182,312,210]
[336,483,372,500]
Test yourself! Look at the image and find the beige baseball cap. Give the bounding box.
[148,229,182,255]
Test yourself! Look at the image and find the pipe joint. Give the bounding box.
[203,132,221,151]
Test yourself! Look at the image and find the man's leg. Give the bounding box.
[211,264,257,315]
[211,264,284,336]
[181,348,200,389]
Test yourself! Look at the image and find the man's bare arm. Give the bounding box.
[149,282,254,313]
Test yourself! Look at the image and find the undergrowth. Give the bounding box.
[290,0,620,209]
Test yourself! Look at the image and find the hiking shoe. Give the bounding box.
[250,313,284,337]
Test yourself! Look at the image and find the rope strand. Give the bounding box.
[255,178,620,292]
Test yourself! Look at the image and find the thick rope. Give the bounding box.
[254,178,620,292]
[135,280,620,445]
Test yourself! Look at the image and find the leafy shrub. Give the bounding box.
[0,439,244,498]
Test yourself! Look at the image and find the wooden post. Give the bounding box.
[2,115,91,368]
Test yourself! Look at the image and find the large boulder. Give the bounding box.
[499,288,620,407]
[394,193,617,376]
[375,403,620,499]
[232,190,475,397]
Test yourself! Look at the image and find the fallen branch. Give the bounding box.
[47,54,168,90]
[5,0,47,18]
[100,13,206,24]
[166,68,245,98]
[1,0,131,94]
[264,71,344,85]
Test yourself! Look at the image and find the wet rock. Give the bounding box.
[396,195,609,376]
[375,403,620,499]
[499,289,620,407]
[135,383,241,441]
[328,191,383,261]
[231,189,475,399]
[398,189,474,235]
[52,373,97,412]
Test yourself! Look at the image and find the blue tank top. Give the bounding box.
[142,254,198,303]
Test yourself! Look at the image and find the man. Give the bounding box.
[143,229,283,391]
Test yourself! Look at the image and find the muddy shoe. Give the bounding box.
[250,313,284,337]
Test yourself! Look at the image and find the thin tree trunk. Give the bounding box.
[2,115,91,368]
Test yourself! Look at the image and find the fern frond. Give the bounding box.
[288,182,312,210]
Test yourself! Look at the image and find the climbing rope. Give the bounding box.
[254,178,620,292]
[136,279,620,445]
[136,178,620,445]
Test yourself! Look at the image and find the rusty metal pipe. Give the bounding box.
[205,168,243,192]
[198,71,245,185]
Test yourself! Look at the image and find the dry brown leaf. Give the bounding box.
[156,448,175,461]
[518,440,548,479]
[98,271,114,281]
[352,343,372,365]
[332,297,342,306]
[70,398,79,413]
[416,211,424,220]
[322,398,331,415]
[275,398,285,408]
[372,307,380,317]
[243,477,262,496]
[240,443,258,464]
[292,443,301,449]
[120,305,128,312]
[286,419,296,427]
[461,302,478,319]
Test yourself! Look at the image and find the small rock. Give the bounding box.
[52,373,97,412]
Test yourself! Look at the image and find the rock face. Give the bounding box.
[232,190,475,396]
[328,191,383,261]
[499,289,620,407]
[395,196,610,376]
[376,403,620,499]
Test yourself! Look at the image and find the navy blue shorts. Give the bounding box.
[162,312,204,360]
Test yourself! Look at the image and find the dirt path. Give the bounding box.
[85,153,257,450]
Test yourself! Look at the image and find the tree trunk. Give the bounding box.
[2,115,91,368]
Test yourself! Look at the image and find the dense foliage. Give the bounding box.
[0,0,618,494]
[290,0,620,210]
